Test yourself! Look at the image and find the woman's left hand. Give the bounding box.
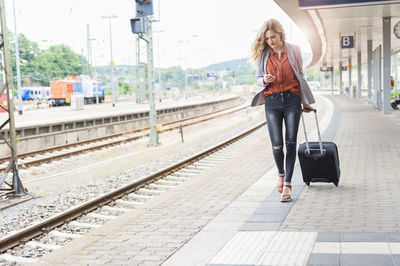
[302,104,315,113]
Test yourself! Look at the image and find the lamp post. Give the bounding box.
[178,40,190,99]
[101,15,118,107]
[12,0,22,115]
[89,38,101,104]
[153,30,163,101]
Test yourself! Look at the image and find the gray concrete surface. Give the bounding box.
[34,94,400,265]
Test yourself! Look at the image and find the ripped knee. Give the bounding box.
[286,141,297,150]
[273,145,282,150]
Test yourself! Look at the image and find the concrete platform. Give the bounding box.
[1,94,237,128]
[36,94,400,266]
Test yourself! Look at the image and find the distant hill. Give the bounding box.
[94,59,256,89]
[94,59,253,73]
[202,58,252,71]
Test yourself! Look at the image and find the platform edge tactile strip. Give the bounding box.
[209,231,276,265]
[256,231,318,266]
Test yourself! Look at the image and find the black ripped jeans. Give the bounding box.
[264,90,301,183]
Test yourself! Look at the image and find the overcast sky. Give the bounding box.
[5,0,311,68]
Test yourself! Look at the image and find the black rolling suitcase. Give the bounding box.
[298,109,340,186]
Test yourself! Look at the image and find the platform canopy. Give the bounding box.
[274,0,400,68]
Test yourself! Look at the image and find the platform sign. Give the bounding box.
[299,0,400,9]
[341,36,354,49]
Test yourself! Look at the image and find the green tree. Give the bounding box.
[9,33,41,85]
[32,44,86,84]
[9,33,89,85]
[162,66,185,88]
[123,82,130,95]
[118,80,131,95]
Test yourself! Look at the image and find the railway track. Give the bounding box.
[0,120,266,264]
[0,99,248,171]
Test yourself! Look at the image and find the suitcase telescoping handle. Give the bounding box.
[300,108,324,155]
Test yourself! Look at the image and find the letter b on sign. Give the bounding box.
[341,36,354,49]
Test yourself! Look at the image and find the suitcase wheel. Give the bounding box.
[305,182,310,186]
[334,182,338,187]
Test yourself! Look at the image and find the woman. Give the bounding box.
[250,19,315,202]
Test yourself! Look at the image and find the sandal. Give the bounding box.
[276,173,285,193]
[280,184,292,202]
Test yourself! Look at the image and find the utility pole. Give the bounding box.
[153,30,163,101]
[131,0,159,146]
[146,17,158,145]
[80,48,85,74]
[87,24,98,104]
[12,0,22,115]
[0,0,26,196]
[87,24,92,76]
[102,15,117,107]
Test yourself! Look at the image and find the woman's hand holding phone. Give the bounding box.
[263,74,275,84]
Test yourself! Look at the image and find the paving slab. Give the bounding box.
[35,94,400,266]
[38,121,279,265]
[164,94,332,265]
[165,95,400,266]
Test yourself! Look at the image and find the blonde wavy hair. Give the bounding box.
[250,19,286,63]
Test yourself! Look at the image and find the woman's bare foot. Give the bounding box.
[280,182,292,202]
[276,173,285,193]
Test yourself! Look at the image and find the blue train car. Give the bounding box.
[91,81,104,104]
[76,75,104,104]
[21,87,50,101]
[22,89,30,100]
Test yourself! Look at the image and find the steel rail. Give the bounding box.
[0,120,265,253]
[0,99,246,165]
[0,101,249,171]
